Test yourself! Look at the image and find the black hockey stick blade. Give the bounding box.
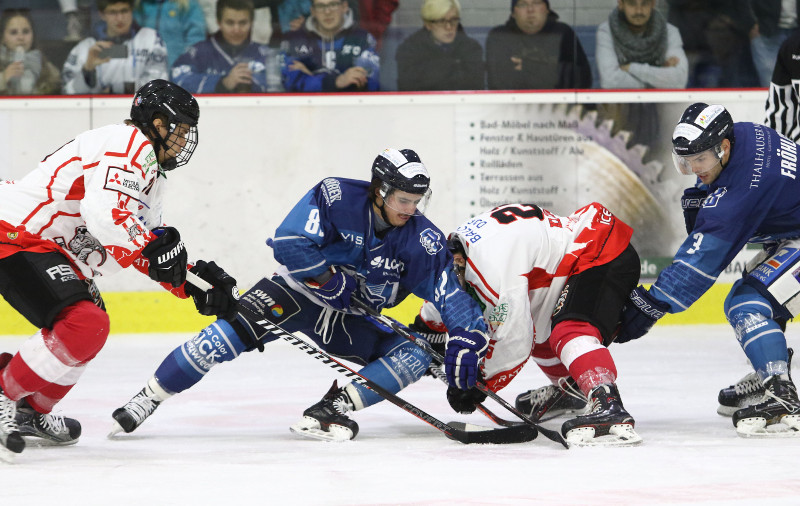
[446,422,538,444]
[351,298,569,449]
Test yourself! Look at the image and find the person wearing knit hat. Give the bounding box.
[486,0,591,89]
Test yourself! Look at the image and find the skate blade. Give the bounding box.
[736,415,800,438]
[717,405,738,417]
[565,424,642,447]
[289,420,354,442]
[107,422,125,439]
[20,436,78,447]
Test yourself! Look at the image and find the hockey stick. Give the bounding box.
[185,272,537,445]
[352,298,569,448]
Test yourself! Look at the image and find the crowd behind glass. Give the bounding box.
[0,0,791,95]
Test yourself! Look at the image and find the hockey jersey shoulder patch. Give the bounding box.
[104,165,142,200]
[419,227,443,255]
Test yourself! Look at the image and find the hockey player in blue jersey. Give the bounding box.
[110,148,488,441]
[617,103,800,437]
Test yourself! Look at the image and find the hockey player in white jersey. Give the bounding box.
[0,79,238,462]
[417,202,642,446]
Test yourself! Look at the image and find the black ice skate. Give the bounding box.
[0,352,25,462]
[290,380,359,442]
[718,348,793,417]
[109,386,163,437]
[15,399,81,446]
[732,375,800,437]
[561,384,641,446]
[515,376,586,421]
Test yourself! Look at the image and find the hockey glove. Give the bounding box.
[304,267,357,311]
[615,286,670,344]
[409,315,448,357]
[141,226,187,287]
[446,385,487,414]
[445,327,489,390]
[681,186,708,234]
[185,260,240,320]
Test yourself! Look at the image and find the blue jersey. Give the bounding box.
[279,13,380,92]
[652,122,800,311]
[171,35,280,93]
[272,177,486,333]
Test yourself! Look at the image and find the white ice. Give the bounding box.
[2,325,800,505]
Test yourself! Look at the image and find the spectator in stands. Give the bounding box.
[198,0,276,45]
[280,0,379,92]
[485,0,591,90]
[596,0,688,89]
[62,0,168,94]
[172,0,282,93]
[0,8,61,95]
[751,0,800,87]
[666,0,759,88]
[765,30,800,140]
[356,0,398,50]
[395,0,483,91]
[134,0,207,68]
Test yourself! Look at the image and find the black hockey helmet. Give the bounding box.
[671,103,733,175]
[371,148,431,195]
[131,79,199,170]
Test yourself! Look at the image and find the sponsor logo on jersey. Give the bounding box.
[488,302,508,325]
[46,264,79,283]
[104,165,142,200]
[370,256,405,272]
[6,232,18,240]
[340,232,364,246]
[320,178,342,206]
[271,304,284,318]
[419,228,443,255]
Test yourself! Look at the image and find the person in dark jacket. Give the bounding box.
[486,0,591,90]
[395,0,483,91]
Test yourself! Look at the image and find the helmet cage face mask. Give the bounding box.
[131,79,200,171]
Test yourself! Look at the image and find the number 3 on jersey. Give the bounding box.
[687,232,704,254]
[304,209,325,237]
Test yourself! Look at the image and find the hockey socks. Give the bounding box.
[154,319,248,394]
[549,320,617,395]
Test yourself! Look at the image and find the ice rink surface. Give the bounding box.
[2,325,800,505]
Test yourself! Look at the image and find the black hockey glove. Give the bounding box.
[446,385,487,414]
[681,186,708,234]
[615,286,669,344]
[185,260,240,320]
[141,226,187,287]
[409,315,448,357]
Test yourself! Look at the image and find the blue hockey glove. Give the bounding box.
[304,267,356,310]
[141,226,187,287]
[186,260,240,320]
[445,328,489,389]
[615,286,670,344]
[446,385,487,414]
[681,186,708,234]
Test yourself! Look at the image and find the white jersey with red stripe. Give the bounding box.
[424,203,632,390]
[0,123,164,279]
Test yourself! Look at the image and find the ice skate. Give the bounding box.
[561,384,641,447]
[515,376,586,421]
[0,353,25,462]
[15,399,81,446]
[109,382,165,437]
[290,380,359,442]
[733,375,800,438]
[718,348,792,416]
